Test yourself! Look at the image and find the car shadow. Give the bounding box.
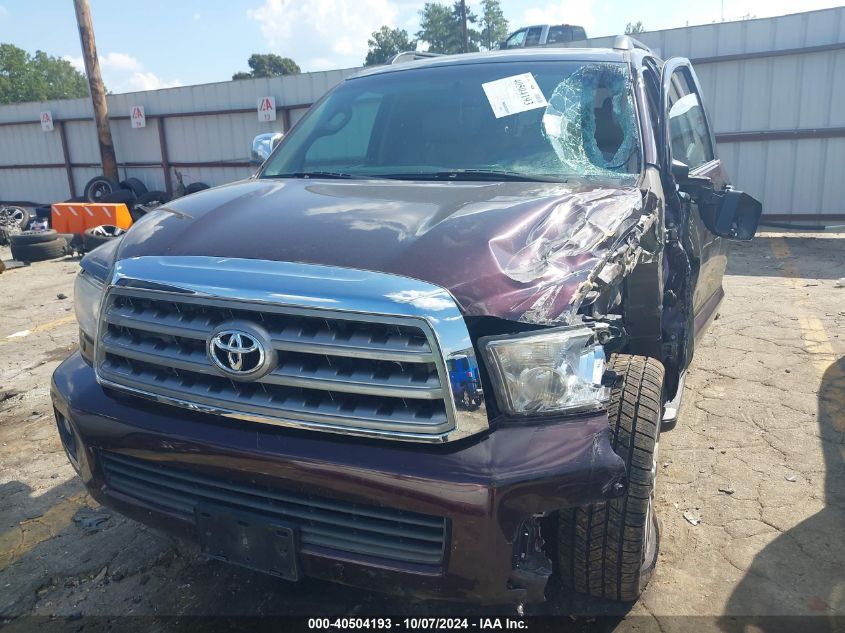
[718,356,845,632]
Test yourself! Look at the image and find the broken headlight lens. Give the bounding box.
[74,271,105,342]
[481,326,609,416]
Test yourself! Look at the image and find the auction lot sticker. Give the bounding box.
[482,73,548,118]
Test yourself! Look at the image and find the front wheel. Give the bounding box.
[557,353,664,602]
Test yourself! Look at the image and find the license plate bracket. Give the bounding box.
[195,503,300,581]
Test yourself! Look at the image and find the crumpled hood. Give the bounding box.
[117,178,645,323]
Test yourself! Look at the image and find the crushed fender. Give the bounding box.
[487,187,660,325]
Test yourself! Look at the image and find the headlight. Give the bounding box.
[481,326,609,416]
[74,271,105,341]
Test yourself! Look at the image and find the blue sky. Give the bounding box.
[0,0,842,93]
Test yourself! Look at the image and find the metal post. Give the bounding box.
[73,0,118,182]
[157,117,173,195]
[57,120,76,198]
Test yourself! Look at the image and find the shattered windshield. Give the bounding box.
[262,60,641,183]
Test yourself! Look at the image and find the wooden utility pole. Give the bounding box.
[460,0,468,53]
[73,0,118,181]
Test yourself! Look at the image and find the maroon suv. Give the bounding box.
[52,37,760,606]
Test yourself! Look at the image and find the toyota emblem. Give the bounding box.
[207,325,274,380]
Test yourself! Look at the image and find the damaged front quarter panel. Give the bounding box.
[486,186,661,325]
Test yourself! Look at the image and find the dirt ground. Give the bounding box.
[0,231,843,631]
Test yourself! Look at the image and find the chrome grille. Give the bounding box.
[96,289,454,439]
[100,451,447,566]
[92,257,488,443]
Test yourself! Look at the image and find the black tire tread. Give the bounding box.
[558,353,664,602]
[10,229,58,245]
[120,177,148,197]
[83,176,120,203]
[11,239,68,262]
[82,228,114,252]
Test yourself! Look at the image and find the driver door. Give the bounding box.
[659,58,729,336]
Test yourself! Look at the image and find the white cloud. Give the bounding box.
[101,52,144,72]
[248,0,399,71]
[123,71,182,92]
[62,55,85,72]
[63,51,181,93]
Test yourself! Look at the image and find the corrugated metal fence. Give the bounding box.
[0,68,357,204]
[1,7,844,218]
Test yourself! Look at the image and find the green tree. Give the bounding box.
[365,26,417,66]
[0,43,89,104]
[479,0,508,50]
[416,2,480,55]
[625,21,645,34]
[232,53,300,80]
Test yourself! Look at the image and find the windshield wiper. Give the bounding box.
[375,170,565,183]
[264,171,360,180]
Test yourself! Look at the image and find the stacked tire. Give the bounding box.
[82,225,125,252]
[9,230,70,262]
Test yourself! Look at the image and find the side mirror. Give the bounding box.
[671,159,689,181]
[251,132,283,166]
[700,188,762,241]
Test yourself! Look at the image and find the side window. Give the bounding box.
[504,30,526,48]
[641,59,661,134]
[547,26,573,44]
[572,26,587,40]
[304,93,382,165]
[525,27,543,47]
[666,68,714,170]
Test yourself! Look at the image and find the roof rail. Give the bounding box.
[612,35,651,53]
[388,51,443,65]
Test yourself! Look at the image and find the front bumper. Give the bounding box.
[52,351,626,604]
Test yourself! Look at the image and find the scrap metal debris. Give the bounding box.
[785,474,798,482]
[683,510,701,526]
[718,484,735,495]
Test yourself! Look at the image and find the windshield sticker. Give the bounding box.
[481,73,548,119]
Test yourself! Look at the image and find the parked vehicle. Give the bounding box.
[52,37,761,606]
[447,355,483,410]
[500,24,587,49]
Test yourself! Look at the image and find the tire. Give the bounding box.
[120,177,148,197]
[11,239,68,262]
[1,206,31,229]
[134,190,171,208]
[83,225,125,252]
[10,229,58,245]
[56,232,81,252]
[99,189,136,205]
[84,176,120,203]
[558,353,664,602]
[34,205,53,220]
[184,182,209,195]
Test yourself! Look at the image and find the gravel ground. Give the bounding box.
[0,231,843,631]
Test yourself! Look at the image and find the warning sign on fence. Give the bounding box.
[131,105,146,128]
[40,111,54,132]
[258,96,276,122]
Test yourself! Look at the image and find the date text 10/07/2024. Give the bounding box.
[307,618,529,630]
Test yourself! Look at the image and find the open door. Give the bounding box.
[659,58,762,241]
